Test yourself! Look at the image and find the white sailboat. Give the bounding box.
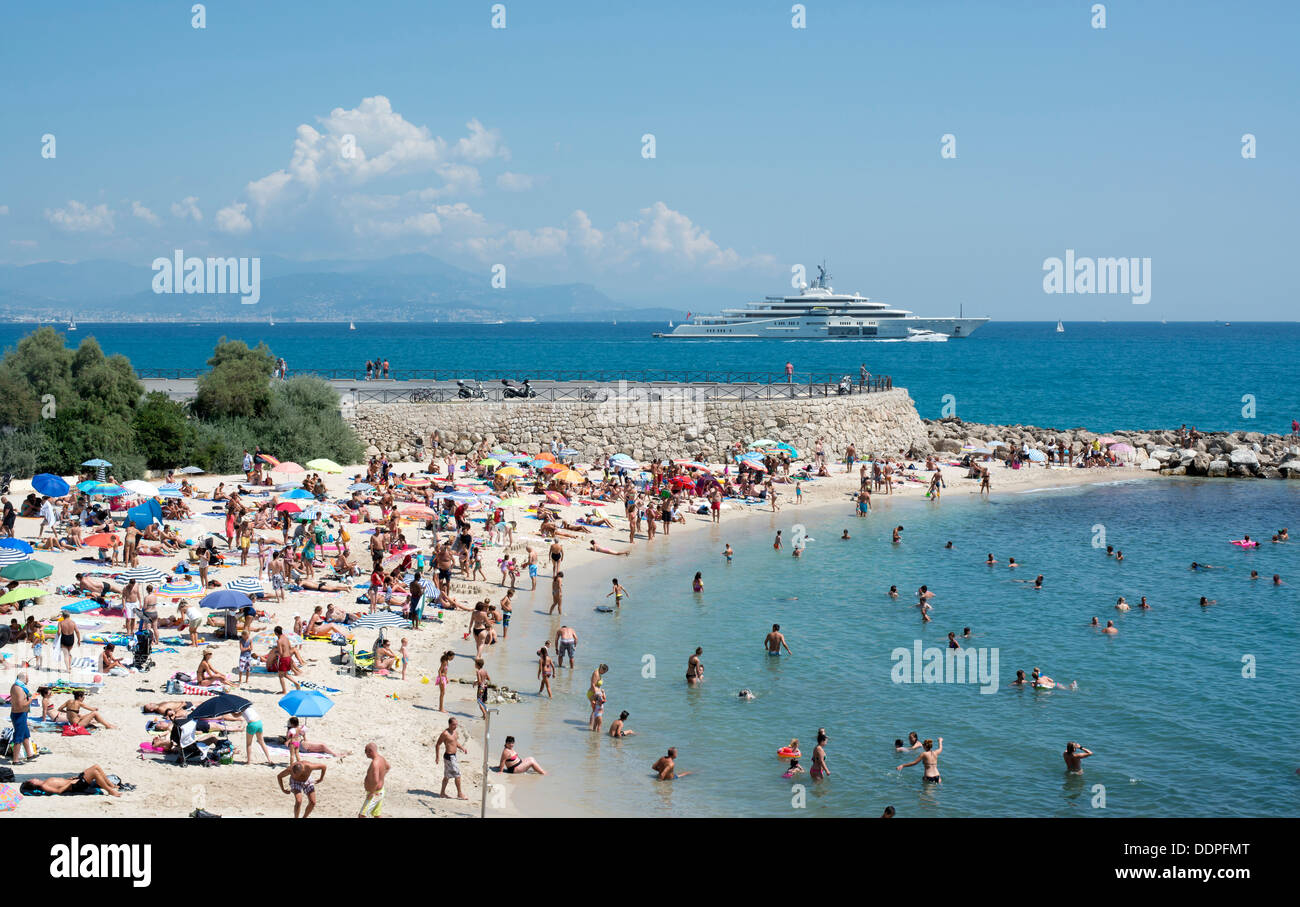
[668,320,674,328]
[349,320,356,330]
[67,315,77,331]
[268,314,275,326]
[1055,319,1064,333]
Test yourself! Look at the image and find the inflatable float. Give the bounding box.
[1230,539,1258,548]
[777,747,801,759]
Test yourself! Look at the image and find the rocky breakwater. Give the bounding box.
[348,387,932,462]
[925,418,1300,479]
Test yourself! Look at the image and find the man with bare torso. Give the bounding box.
[436,717,469,800]
[358,741,390,817]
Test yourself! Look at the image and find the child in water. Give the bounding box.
[692,572,703,593]
[783,758,804,779]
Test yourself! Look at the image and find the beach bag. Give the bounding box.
[0,766,14,783]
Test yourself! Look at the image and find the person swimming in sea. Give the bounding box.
[723,544,733,563]
[888,585,899,599]
[1007,557,1018,568]
[1103,619,1118,635]
[1191,562,1223,570]
[944,541,953,549]
[1138,596,1150,609]
[986,553,997,565]
[841,530,850,540]
[1200,596,1217,607]
[782,758,803,779]
[892,526,903,544]
[1115,596,1130,612]
[1010,669,1028,687]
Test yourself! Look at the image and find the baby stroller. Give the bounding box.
[130,628,155,672]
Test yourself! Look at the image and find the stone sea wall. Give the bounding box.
[346,388,931,462]
[925,418,1300,479]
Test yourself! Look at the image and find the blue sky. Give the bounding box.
[1,0,1296,318]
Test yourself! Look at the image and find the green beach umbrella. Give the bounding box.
[0,587,50,605]
[306,458,344,473]
[1,559,53,580]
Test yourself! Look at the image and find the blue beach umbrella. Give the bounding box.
[284,488,315,499]
[81,459,112,468]
[199,589,253,610]
[31,474,71,497]
[528,458,551,469]
[348,482,374,493]
[0,538,34,554]
[278,690,335,718]
[126,499,163,530]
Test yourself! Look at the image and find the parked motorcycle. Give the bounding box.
[501,379,537,399]
[457,379,486,399]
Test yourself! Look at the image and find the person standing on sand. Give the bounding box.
[358,742,390,817]
[549,570,564,615]
[275,626,300,693]
[57,611,80,674]
[278,759,326,817]
[980,469,991,496]
[8,671,35,765]
[437,717,469,800]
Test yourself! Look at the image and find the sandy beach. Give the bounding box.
[0,453,1151,818]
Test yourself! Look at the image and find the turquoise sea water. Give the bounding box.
[486,478,1298,818]
[2,321,1297,432]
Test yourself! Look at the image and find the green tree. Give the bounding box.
[133,392,197,469]
[193,338,275,419]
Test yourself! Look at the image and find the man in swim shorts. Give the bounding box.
[358,741,389,818]
[278,759,326,818]
[555,625,578,668]
[437,717,468,800]
[764,624,792,656]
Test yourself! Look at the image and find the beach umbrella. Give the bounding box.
[179,466,205,475]
[251,630,302,647]
[743,461,767,472]
[122,480,159,497]
[275,501,303,513]
[348,483,374,493]
[489,448,512,457]
[83,532,120,548]
[402,477,430,488]
[398,504,435,518]
[349,611,411,630]
[157,484,184,499]
[278,690,335,718]
[544,491,571,506]
[306,458,344,473]
[225,576,265,595]
[478,458,501,467]
[0,538,34,554]
[187,693,253,722]
[83,482,127,497]
[776,443,799,457]
[257,454,280,466]
[559,447,581,457]
[283,488,315,499]
[555,469,585,483]
[988,441,1008,449]
[0,549,28,568]
[669,475,695,489]
[1108,442,1136,453]
[81,459,112,468]
[535,452,557,463]
[502,454,530,462]
[496,466,524,478]
[31,474,71,497]
[199,589,253,610]
[0,587,49,605]
[1,560,52,580]
[126,499,163,530]
[159,578,202,596]
[1025,449,1047,462]
[528,459,551,469]
[119,565,167,584]
[272,462,305,474]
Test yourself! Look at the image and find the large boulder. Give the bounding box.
[936,438,963,454]
[1139,458,1161,471]
[1207,459,1230,477]
[1228,447,1260,466]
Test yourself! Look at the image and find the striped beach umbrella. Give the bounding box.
[226,576,265,595]
[0,548,30,567]
[179,466,205,475]
[348,482,374,493]
[119,565,167,584]
[159,578,202,596]
[158,483,184,498]
[350,611,411,629]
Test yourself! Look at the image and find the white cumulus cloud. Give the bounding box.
[215,202,253,234]
[131,201,161,225]
[171,196,203,222]
[496,171,534,192]
[45,200,115,233]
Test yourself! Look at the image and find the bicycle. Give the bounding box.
[409,388,449,403]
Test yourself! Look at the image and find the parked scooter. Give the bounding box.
[457,379,486,399]
[501,379,537,399]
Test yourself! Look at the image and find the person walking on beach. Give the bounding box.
[587,663,609,732]
[275,626,300,693]
[57,611,80,674]
[436,717,469,800]
[897,737,943,783]
[358,741,390,817]
[1063,741,1093,774]
[537,644,554,698]
[765,624,792,656]
[278,759,326,817]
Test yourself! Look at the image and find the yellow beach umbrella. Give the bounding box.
[306,458,344,473]
[497,466,524,478]
[555,468,585,483]
[0,586,50,605]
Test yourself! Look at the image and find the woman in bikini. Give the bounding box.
[59,690,115,729]
[436,650,454,711]
[536,645,554,699]
[497,736,546,775]
[194,649,238,687]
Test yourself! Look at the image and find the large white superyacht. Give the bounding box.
[654,265,988,340]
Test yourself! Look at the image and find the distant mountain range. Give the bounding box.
[0,254,687,322]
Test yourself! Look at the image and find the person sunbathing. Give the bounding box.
[305,608,349,638]
[76,573,120,602]
[194,650,238,687]
[589,540,630,556]
[39,534,76,552]
[299,578,349,592]
[333,553,359,576]
[59,690,115,729]
[143,700,193,715]
[284,717,350,761]
[20,765,121,797]
[583,510,615,529]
